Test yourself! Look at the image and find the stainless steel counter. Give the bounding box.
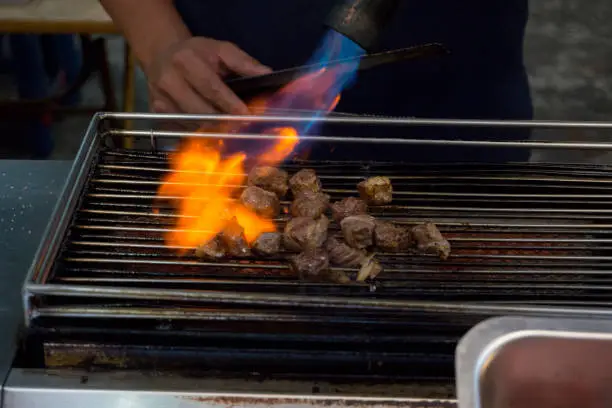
[0,160,72,386]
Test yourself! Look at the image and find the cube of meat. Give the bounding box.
[195,236,226,260]
[289,169,321,197]
[291,191,330,219]
[283,216,329,252]
[356,255,383,282]
[290,249,350,283]
[219,217,251,258]
[330,197,368,223]
[252,232,282,256]
[247,166,289,198]
[341,214,376,249]
[240,186,280,218]
[325,237,367,267]
[411,222,451,260]
[357,176,392,205]
[374,221,413,252]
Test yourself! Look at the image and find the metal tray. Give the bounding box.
[456,316,612,408]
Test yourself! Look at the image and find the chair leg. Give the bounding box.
[122,40,136,148]
[86,35,124,147]
[90,35,117,112]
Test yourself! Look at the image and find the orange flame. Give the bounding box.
[258,127,299,165]
[158,139,273,250]
[157,66,346,252]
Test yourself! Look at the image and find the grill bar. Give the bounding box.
[32,303,612,321]
[81,204,612,216]
[104,111,612,130]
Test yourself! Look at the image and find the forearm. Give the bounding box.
[100,0,191,74]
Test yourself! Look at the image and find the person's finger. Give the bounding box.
[180,57,250,115]
[156,69,217,114]
[150,89,181,113]
[215,41,272,77]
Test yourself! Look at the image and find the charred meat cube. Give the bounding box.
[252,232,282,256]
[356,255,383,282]
[240,186,280,218]
[374,221,413,252]
[341,214,376,249]
[291,191,330,219]
[326,238,384,281]
[330,197,368,223]
[195,236,226,260]
[325,237,367,267]
[290,249,350,283]
[219,217,251,258]
[357,176,393,205]
[290,248,329,281]
[289,169,321,197]
[411,222,451,260]
[283,216,329,252]
[247,166,289,198]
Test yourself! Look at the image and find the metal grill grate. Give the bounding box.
[48,150,612,305]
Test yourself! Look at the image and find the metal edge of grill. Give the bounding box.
[17,112,612,400]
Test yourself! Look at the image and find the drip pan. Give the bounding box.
[456,316,612,408]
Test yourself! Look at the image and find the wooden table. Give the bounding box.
[0,0,137,129]
[0,0,116,34]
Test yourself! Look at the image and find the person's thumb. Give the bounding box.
[217,41,272,77]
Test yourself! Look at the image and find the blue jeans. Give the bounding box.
[6,34,82,157]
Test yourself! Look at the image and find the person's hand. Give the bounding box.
[146,37,272,115]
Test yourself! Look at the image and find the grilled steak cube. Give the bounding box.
[356,255,383,282]
[247,166,289,198]
[374,221,413,252]
[411,222,451,260]
[330,197,368,223]
[289,169,321,197]
[195,236,226,260]
[290,249,350,283]
[219,217,251,258]
[283,216,329,252]
[240,186,280,218]
[291,191,330,219]
[341,214,376,249]
[252,232,282,256]
[325,237,367,267]
[357,176,393,205]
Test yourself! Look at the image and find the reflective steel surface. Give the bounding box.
[4,369,455,408]
[456,316,612,408]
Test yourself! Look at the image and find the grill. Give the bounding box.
[20,113,612,401]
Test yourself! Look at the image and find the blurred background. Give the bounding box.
[0,0,611,161]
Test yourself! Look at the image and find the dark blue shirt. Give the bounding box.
[174,0,532,162]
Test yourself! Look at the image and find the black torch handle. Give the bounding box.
[226,43,449,101]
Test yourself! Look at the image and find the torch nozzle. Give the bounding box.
[325,0,401,52]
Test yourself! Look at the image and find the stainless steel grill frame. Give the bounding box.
[16,112,612,401]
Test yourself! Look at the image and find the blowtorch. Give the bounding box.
[226,0,448,100]
[325,0,401,52]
